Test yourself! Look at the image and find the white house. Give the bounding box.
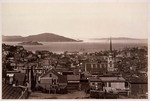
[99,76,130,95]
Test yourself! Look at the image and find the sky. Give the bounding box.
[1,0,148,40]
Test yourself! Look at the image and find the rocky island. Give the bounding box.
[2,33,82,42]
[18,41,43,45]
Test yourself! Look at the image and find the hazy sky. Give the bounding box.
[1,1,148,39]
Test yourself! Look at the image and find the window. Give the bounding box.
[110,61,112,67]
[103,82,107,87]
[91,82,95,86]
[53,79,56,82]
[49,74,52,77]
[102,64,104,68]
[125,82,128,88]
[93,64,96,68]
[108,82,111,87]
[91,64,93,68]
[98,83,102,86]
[53,79,56,85]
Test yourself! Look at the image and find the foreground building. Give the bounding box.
[67,75,81,91]
[2,71,28,99]
[100,76,130,95]
[89,75,130,98]
[39,69,67,94]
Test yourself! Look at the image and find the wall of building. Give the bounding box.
[67,83,80,90]
[130,83,148,97]
[83,63,107,73]
[111,82,125,89]
[104,82,125,92]
[40,78,52,90]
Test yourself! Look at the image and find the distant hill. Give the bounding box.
[89,37,147,43]
[2,33,80,42]
[90,37,147,41]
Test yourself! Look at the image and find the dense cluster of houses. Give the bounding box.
[2,41,148,99]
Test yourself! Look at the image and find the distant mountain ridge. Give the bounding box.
[2,33,79,42]
[90,37,147,41]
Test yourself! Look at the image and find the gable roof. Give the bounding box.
[40,69,68,84]
[51,69,61,77]
[41,69,61,78]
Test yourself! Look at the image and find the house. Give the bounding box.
[83,61,107,74]
[67,75,80,91]
[58,75,67,94]
[89,77,103,91]
[88,75,130,98]
[13,73,26,86]
[129,77,148,98]
[39,69,59,93]
[39,69,67,94]
[3,71,28,99]
[99,76,130,96]
[6,74,14,84]
[6,71,26,86]
[89,77,103,98]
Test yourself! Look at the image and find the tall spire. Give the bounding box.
[110,37,112,52]
[107,37,114,72]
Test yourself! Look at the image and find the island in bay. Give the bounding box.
[18,41,43,45]
[2,33,83,42]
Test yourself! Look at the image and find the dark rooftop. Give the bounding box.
[2,83,24,99]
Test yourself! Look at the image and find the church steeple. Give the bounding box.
[107,37,114,72]
[110,37,112,52]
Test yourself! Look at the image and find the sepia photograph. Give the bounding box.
[1,0,149,99]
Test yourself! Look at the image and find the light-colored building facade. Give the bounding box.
[100,76,130,95]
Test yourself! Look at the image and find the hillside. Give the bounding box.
[2,33,79,42]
